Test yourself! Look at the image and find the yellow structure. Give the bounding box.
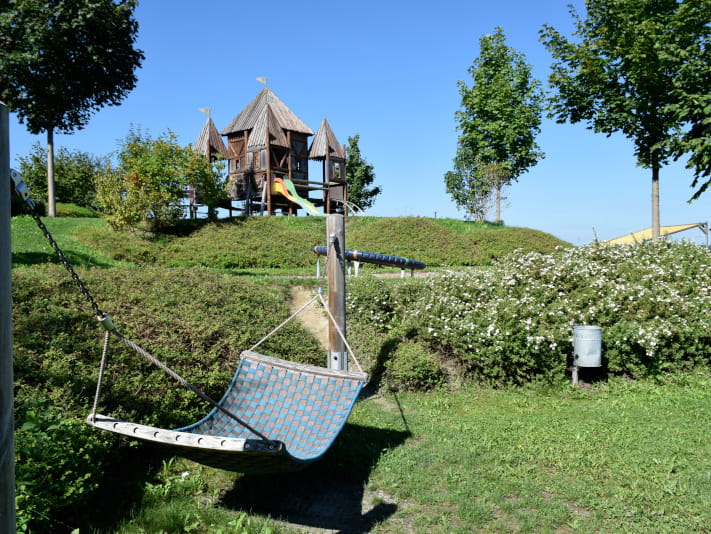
[603,222,709,246]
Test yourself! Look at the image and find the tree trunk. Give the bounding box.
[651,166,660,241]
[495,184,502,224]
[47,128,56,217]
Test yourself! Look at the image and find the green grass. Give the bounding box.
[105,375,711,533]
[349,375,711,533]
[11,215,129,269]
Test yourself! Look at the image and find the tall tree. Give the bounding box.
[444,147,494,222]
[449,27,544,223]
[541,0,711,240]
[0,0,143,217]
[346,134,381,212]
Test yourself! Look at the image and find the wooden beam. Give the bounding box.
[327,214,347,370]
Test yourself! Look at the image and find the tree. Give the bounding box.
[449,27,544,223]
[540,0,711,240]
[96,129,227,232]
[346,134,381,211]
[664,2,711,200]
[0,0,143,217]
[444,147,493,222]
[18,142,106,210]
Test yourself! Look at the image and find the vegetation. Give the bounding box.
[0,0,143,216]
[448,27,544,222]
[71,215,568,272]
[540,0,711,238]
[345,134,382,212]
[10,215,710,532]
[96,128,227,231]
[17,143,106,209]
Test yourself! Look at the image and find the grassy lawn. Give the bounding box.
[11,215,130,269]
[106,375,711,533]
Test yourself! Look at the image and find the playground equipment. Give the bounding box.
[273,176,324,216]
[313,245,427,278]
[12,172,366,473]
[196,88,347,217]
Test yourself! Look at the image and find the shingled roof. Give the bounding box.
[221,87,313,136]
[247,104,289,150]
[309,118,345,160]
[194,117,228,158]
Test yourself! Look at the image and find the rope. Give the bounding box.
[249,292,321,352]
[91,330,111,420]
[316,292,364,374]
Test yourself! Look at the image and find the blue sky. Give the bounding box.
[7,0,710,246]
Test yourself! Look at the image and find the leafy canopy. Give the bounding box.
[0,0,144,134]
[455,27,544,179]
[540,0,711,192]
[346,134,381,211]
[448,27,544,220]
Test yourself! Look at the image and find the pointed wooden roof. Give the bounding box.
[194,117,227,158]
[309,118,345,160]
[221,87,313,137]
[248,104,289,150]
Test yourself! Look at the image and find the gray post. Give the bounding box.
[326,214,347,371]
[0,103,16,530]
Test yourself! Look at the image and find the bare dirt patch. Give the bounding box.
[291,286,329,351]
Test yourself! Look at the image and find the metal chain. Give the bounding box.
[25,208,104,319]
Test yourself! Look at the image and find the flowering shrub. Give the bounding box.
[349,241,711,385]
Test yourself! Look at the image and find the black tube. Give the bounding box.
[312,246,426,270]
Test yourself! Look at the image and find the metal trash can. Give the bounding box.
[573,325,602,367]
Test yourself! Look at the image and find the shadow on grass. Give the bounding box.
[221,422,411,533]
[12,250,118,269]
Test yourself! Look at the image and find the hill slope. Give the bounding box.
[73,215,570,270]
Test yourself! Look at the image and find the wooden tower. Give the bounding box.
[189,117,228,217]
[222,88,312,215]
[309,118,347,214]
[220,88,347,215]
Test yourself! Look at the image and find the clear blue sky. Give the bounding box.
[7,0,710,246]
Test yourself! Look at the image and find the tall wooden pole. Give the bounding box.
[327,214,347,371]
[0,102,16,531]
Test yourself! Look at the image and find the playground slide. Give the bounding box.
[272,177,324,216]
[312,246,427,270]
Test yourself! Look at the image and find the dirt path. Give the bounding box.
[291,286,329,351]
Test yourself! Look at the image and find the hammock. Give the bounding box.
[88,351,367,473]
[12,170,369,474]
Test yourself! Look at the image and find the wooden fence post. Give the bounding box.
[326,214,347,371]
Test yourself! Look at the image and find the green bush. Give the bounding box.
[14,399,111,532]
[17,142,105,208]
[385,341,446,391]
[414,241,711,384]
[96,128,227,232]
[347,242,711,386]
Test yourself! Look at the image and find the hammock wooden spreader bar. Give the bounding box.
[88,351,367,473]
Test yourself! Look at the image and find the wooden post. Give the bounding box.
[327,214,347,371]
[0,102,16,530]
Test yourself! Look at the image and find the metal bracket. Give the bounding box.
[10,168,36,211]
[243,439,284,453]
